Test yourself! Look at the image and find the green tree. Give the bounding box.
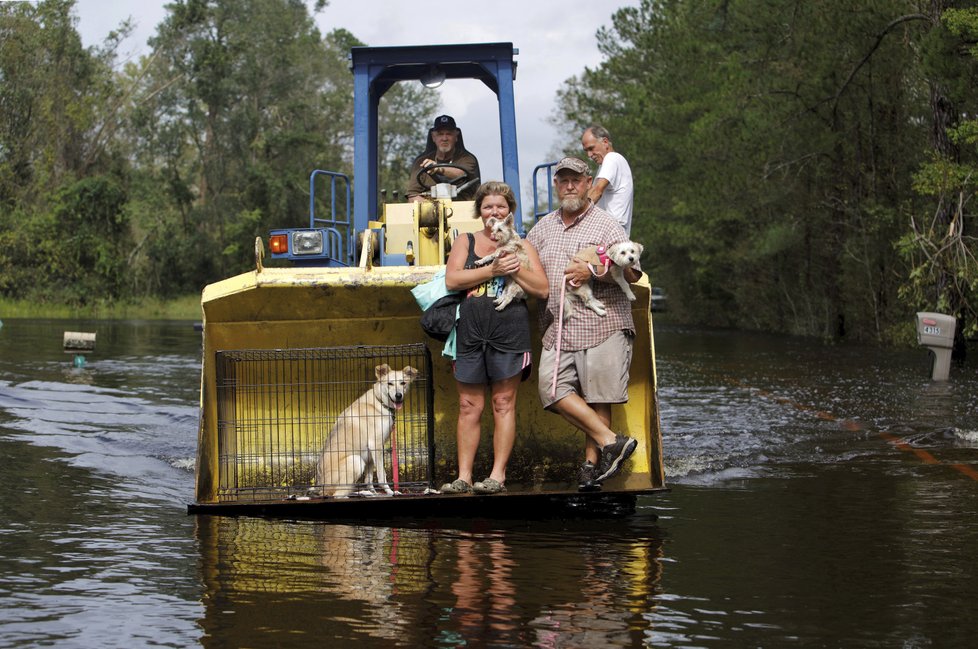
[556,0,943,342]
[0,0,132,302]
[127,0,436,292]
[0,0,439,304]
[132,0,340,282]
[899,4,978,349]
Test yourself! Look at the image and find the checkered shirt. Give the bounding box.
[527,203,638,351]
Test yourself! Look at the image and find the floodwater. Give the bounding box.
[1,318,977,648]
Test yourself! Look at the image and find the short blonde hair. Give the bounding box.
[473,181,517,216]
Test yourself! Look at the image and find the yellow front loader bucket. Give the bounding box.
[189,41,666,518]
[193,262,665,511]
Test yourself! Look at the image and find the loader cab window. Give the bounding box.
[405,114,481,202]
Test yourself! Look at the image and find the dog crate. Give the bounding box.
[214,343,433,502]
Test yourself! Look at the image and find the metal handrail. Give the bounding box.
[309,169,352,265]
[531,161,558,225]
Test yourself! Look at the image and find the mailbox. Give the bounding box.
[63,331,96,354]
[63,331,96,368]
[915,312,955,380]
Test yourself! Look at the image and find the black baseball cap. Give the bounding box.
[432,115,457,131]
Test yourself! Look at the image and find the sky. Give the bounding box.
[73,0,639,210]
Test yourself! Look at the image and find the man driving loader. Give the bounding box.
[406,115,481,202]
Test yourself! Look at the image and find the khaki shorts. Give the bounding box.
[537,331,633,409]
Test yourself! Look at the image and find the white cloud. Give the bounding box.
[74,0,639,211]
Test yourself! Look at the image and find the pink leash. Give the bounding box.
[550,279,569,398]
[549,247,611,399]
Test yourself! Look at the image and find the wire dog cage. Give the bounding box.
[214,343,433,502]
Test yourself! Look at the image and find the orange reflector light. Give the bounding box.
[269,234,289,254]
[922,318,937,326]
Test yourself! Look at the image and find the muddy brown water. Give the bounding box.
[1,319,976,647]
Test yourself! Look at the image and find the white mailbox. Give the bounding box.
[63,331,96,368]
[915,312,955,380]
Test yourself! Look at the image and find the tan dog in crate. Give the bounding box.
[313,363,419,498]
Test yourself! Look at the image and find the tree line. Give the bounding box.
[0,0,436,304]
[4,0,977,348]
[555,0,978,349]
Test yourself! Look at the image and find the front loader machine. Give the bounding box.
[190,43,665,517]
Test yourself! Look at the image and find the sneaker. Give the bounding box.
[595,434,638,483]
[577,461,600,492]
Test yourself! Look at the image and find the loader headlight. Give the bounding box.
[291,230,324,255]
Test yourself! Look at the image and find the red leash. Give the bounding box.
[391,420,400,493]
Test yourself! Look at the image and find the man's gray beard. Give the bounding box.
[560,195,586,212]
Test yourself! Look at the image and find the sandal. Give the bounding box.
[472,478,506,494]
[439,478,473,494]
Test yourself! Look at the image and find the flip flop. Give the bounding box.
[439,478,473,494]
[472,478,506,494]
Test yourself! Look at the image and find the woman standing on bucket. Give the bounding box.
[440,181,548,494]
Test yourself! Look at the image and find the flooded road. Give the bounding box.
[0,319,976,647]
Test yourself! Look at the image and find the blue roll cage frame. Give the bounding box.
[270,43,524,267]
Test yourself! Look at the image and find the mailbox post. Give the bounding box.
[915,312,956,381]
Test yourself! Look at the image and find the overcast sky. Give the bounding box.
[74,0,639,210]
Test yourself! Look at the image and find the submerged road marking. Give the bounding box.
[875,431,978,481]
[951,463,978,481]
[879,432,940,465]
[732,380,978,483]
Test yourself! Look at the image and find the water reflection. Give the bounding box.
[442,531,518,646]
[3,320,977,647]
[527,521,665,648]
[194,516,665,648]
[61,365,95,385]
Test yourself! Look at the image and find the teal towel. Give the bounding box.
[412,269,460,360]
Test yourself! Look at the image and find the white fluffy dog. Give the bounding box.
[473,213,529,311]
[564,240,644,319]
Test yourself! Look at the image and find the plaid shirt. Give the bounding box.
[527,203,638,351]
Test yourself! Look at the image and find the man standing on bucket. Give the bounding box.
[527,156,641,491]
[581,125,634,236]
